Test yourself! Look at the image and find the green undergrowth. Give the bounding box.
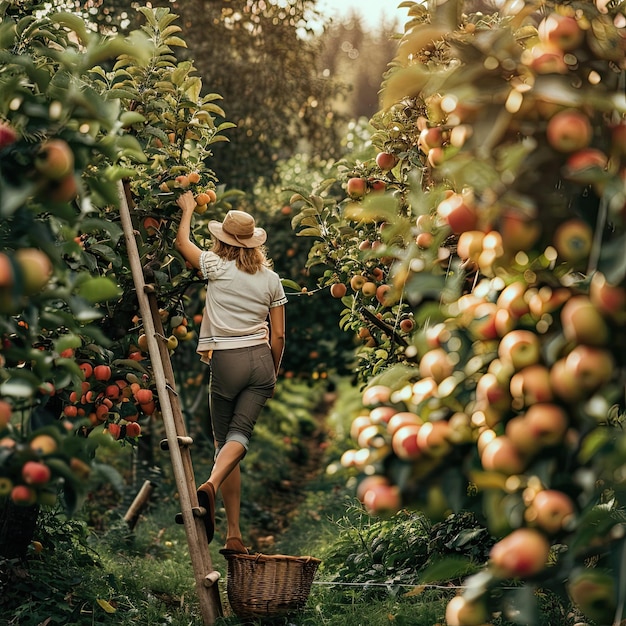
[2,378,579,625]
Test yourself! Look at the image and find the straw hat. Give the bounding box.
[208,210,267,248]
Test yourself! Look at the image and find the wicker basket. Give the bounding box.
[224,552,321,619]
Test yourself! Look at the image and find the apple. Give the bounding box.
[386,411,423,436]
[480,435,527,475]
[553,218,593,263]
[549,358,584,402]
[497,282,530,318]
[560,295,608,346]
[48,174,78,202]
[166,335,179,350]
[362,384,391,407]
[346,177,367,198]
[368,405,397,426]
[499,212,541,255]
[14,248,53,295]
[330,282,347,298]
[526,43,568,74]
[563,148,608,182]
[69,457,92,479]
[350,275,366,291]
[11,484,37,506]
[375,152,397,171]
[456,230,486,262]
[415,420,451,457]
[361,281,377,297]
[399,318,414,333]
[0,477,13,496]
[476,372,511,410]
[526,489,575,534]
[509,364,553,406]
[94,365,112,381]
[419,348,454,383]
[427,147,446,168]
[437,193,478,234]
[22,461,51,485]
[350,414,373,441]
[528,286,571,319]
[0,400,11,430]
[563,344,614,392]
[0,121,17,148]
[466,302,499,341]
[498,330,542,370]
[125,422,141,438]
[34,139,74,180]
[567,569,617,624]
[538,13,583,51]
[361,481,401,515]
[29,434,58,455]
[546,109,591,153]
[489,528,551,578]
[391,423,422,460]
[519,403,569,451]
[445,594,489,626]
[589,271,626,318]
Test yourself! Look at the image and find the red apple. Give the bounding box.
[14,248,53,295]
[419,348,454,383]
[467,302,499,341]
[564,344,614,392]
[0,121,17,148]
[538,14,583,51]
[523,403,569,449]
[526,489,575,534]
[528,286,571,319]
[350,414,373,441]
[375,283,392,305]
[391,424,422,460]
[589,271,626,318]
[563,148,608,182]
[0,400,11,430]
[476,372,511,410]
[480,435,527,475]
[418,127,443,152]
[361,384,391,407]
[416,420,451,457]
[369,405,397,426]
[489,528,551,578]
[330,282,347,298]
[356,475,389,501]
[362,481,401,515]
[437,193,478,234]
[22,461,51,485]
[29,434,58,455]
[499,212,541,255]
[526,43,568,74]
[34,139,74,180]
[498,330,542,370]
[560,295,608,346]
[497,281,530,318]
[549,358,585,402]
[509,364,554,406]
[386,411,423,436]
[11,484,37,506]
[346,177,367,198]
[546,109,591,153]
[375,151,398,171]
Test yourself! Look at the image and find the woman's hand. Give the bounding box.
[176,190,196,213]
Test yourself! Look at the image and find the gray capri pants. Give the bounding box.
[208,343,276,454]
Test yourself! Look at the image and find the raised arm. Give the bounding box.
[175,191,202,270]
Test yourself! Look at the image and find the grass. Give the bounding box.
[2,378,579,625]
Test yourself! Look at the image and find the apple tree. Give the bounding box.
[293,0,626,623]
[0,2,232,557]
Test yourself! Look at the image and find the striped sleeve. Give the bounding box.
[199,250,228,280]
[270,274,288,308]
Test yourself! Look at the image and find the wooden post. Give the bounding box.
[124,479,154,530]
[117,181,222,624]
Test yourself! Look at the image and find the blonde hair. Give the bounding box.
[212,238,271,274]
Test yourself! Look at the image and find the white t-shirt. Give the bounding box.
[196,250,287,362]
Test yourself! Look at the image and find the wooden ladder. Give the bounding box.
[118,181,222,624]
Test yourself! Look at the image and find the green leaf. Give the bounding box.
[76,276,122,303]
[281,279,302,292]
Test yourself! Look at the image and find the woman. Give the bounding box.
[175,190,287,554]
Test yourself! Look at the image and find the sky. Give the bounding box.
[317,0,409,31]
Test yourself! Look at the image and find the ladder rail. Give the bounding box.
[117,181,222,624]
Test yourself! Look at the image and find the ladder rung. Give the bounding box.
[160,436,194,450]
[203,571,221,587]
[175,506,207,524]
